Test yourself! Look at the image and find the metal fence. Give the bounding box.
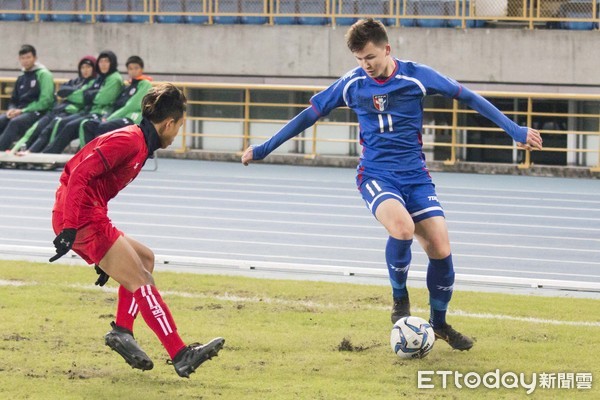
[3,78,596,171]
[0,0,597,29]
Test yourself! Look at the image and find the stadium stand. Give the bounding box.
[154,0,209,24]
[0,0,597,28]
[555,0,599,29]
[213,0,241,24]
[240,0,269,24]
[39,0,90,22]
[298,0,329,25]
[0,0,33,21]
[97,0,149,23]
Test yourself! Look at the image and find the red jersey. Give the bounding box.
[54,119,159,229]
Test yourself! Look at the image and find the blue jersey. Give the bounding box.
[310,59,527,176]
[253,59,528,182]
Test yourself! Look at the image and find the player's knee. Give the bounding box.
[126,269,155,292]
[424,240,451,259]
[140,249,155,274]
[386,219,415,240]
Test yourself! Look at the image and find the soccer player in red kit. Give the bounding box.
[49,83,224,378]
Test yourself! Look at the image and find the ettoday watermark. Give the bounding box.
[418,370,593,394]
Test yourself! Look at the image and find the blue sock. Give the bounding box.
[385,237,412,299]
[427,254,455,328]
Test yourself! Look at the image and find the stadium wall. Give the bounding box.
[0,22,597,88]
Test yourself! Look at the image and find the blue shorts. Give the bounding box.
[358,177,445,223]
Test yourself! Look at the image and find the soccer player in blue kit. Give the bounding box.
[241,18,543,351]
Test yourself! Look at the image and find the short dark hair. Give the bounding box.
[126,55,144,69]
[142,83,186,123]
[19,44,36,57]
[345,18,389,53]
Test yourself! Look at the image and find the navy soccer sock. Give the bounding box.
[385,237,413,299]
[427,254,455,328]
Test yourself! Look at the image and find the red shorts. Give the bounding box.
[52,210,123,265]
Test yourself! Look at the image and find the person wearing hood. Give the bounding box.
[81,55,153,145]
[0,44,54,151]
[42,50,123,154]
[13,55,97,154]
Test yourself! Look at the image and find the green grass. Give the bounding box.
[1,260,599,399]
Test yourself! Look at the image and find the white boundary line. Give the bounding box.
[1,279,598,328]
[2,244,600,293]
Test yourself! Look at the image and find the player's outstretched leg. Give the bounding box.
[170,338,225,378]
[427,255,474,350]
[133,284,225,378]
[387,237,413,323]
[104,321,154,370]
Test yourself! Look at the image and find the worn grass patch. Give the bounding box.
[1,260,598,399]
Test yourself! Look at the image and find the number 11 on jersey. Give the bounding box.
[378,113,394,133]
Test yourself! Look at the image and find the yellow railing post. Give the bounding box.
[519,96,533,169]
[180,86,188,153]
[310,124,318,159]
[444,99,459,165]
[592,113,600,173]
[243,88,251,151]
[148,0,153,25]
[529,0,535,30]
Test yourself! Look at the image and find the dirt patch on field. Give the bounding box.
[3,333,30,341]
[337,337,381,352]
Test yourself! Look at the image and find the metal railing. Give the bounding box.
[0,0,597,29]
[1,78,599,171]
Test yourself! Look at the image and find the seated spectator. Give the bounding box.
[14,56,96,153]
[0,44,54,151]
[42,50,122,154]
[82,55,153,144]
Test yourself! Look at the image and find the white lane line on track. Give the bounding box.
[3,170,597,196]
[7,211,600,243]
[6,201,600,231]
[2,227,598,267]
[2,192,600,220]
[2,237,599,280]
[4,176,600,205]
[2,219,599,256]
[4,183,600,211]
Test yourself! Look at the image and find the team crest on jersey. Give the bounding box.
[373,94,388,111]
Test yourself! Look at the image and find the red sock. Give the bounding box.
[133,284,186,359]
[115,285,138,332]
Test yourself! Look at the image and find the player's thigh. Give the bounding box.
[414,216,451,259]
[99,236,154,292]
[375,199,415,239]
[123,234,155,274]
[358,177,414,239]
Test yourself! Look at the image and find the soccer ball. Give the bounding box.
[390,316,435,359]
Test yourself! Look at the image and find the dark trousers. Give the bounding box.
[42,113,93,154]
[25,111,69,153]
[0,111,42,151]
[82,118,133,144]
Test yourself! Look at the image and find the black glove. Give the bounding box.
[49,228,77,262]
[94,264,110,287]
